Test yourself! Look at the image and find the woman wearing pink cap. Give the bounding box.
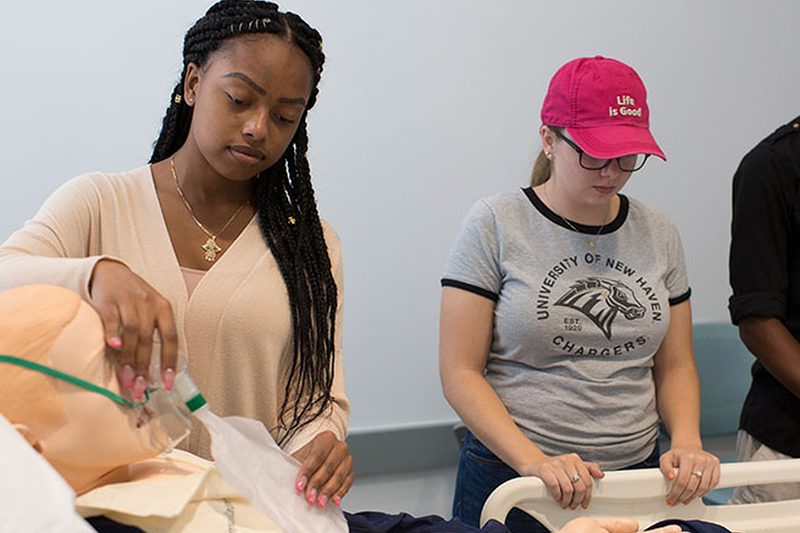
[439,56,720,531]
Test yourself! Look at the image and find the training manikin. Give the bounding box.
[0,284,165,494]
[0,284,283,532]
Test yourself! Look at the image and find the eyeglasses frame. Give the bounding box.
[553,130,650,172]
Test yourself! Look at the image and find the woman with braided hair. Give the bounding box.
[0,0,352,508]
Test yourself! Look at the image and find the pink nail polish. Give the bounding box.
[162,368,175,391]
[333,496,341,507]
[109,337,122,348]
[133,376,147,401]
[318,495,328,508]
[296,477,307,493]
[308,488,317,505]
[121,365,135,389]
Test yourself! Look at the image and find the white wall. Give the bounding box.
[2,1,798,433]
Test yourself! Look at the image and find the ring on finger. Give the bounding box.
[571,473,581,484]
[692,470,703,479]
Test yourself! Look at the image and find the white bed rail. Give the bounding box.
[480,459,800,533]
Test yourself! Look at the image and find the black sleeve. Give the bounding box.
[728,143,798,324]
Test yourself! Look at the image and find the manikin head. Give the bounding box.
[0,285,161,494]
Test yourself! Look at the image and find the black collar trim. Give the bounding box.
[522,186,628,235]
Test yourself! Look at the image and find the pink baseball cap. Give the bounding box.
[541,56,666,160]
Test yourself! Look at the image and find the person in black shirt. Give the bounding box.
[728,115,800,503]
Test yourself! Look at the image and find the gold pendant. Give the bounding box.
[202,236,222,262]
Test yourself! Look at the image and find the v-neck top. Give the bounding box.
[0,165,349,458]
[180,266,206,299]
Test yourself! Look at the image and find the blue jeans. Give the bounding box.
[452,430,660,533]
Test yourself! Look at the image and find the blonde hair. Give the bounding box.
[529,125,564,187]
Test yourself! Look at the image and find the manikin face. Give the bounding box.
[0,286,161,494]
[183,33,314,182]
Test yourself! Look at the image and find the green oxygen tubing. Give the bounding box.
[0,354,142,408]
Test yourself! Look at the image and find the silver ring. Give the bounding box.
[571,473,581,484]
[693,470,703,479]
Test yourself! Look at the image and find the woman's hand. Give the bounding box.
[89,259,178,400]
[524,453,605,510]
[659,446,720,506]
[557,517,684,533]
[292,430,354,508]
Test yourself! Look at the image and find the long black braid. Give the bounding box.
[150,0,336,445]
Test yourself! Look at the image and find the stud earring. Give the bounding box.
[187,98,195,105]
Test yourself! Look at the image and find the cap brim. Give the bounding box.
[567,125,666,161]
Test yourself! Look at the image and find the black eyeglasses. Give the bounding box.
[554,130,650,172]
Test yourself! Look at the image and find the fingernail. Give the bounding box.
[133,376,147,401]
[109,337,122,348]
[318,495,328,508]
[162,368,175,391]
[333,496,341,507]
[296,477,307,493]
[308,488,317,505]
[121,365,135,389]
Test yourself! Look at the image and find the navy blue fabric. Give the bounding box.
[87,516,146,533]
[87,509,734,533]
[452,429,660,533]
[89,512,510,533]
[346,511,510,532]
[647,519,734,533]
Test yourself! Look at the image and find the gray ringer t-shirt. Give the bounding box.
[442,188,690,470]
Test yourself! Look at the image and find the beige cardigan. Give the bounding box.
[0,166,349,458]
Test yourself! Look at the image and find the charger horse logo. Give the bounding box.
[555,277,646,340]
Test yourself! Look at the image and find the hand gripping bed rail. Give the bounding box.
[480,459,800,533]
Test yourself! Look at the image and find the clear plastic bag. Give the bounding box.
[151,356,347,533]
[195,408,348,533]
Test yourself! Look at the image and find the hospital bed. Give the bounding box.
[480,459,800,532]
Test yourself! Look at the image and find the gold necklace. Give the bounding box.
[170,158,249,262]
[542,181,612,297]
[542,181,611,250]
